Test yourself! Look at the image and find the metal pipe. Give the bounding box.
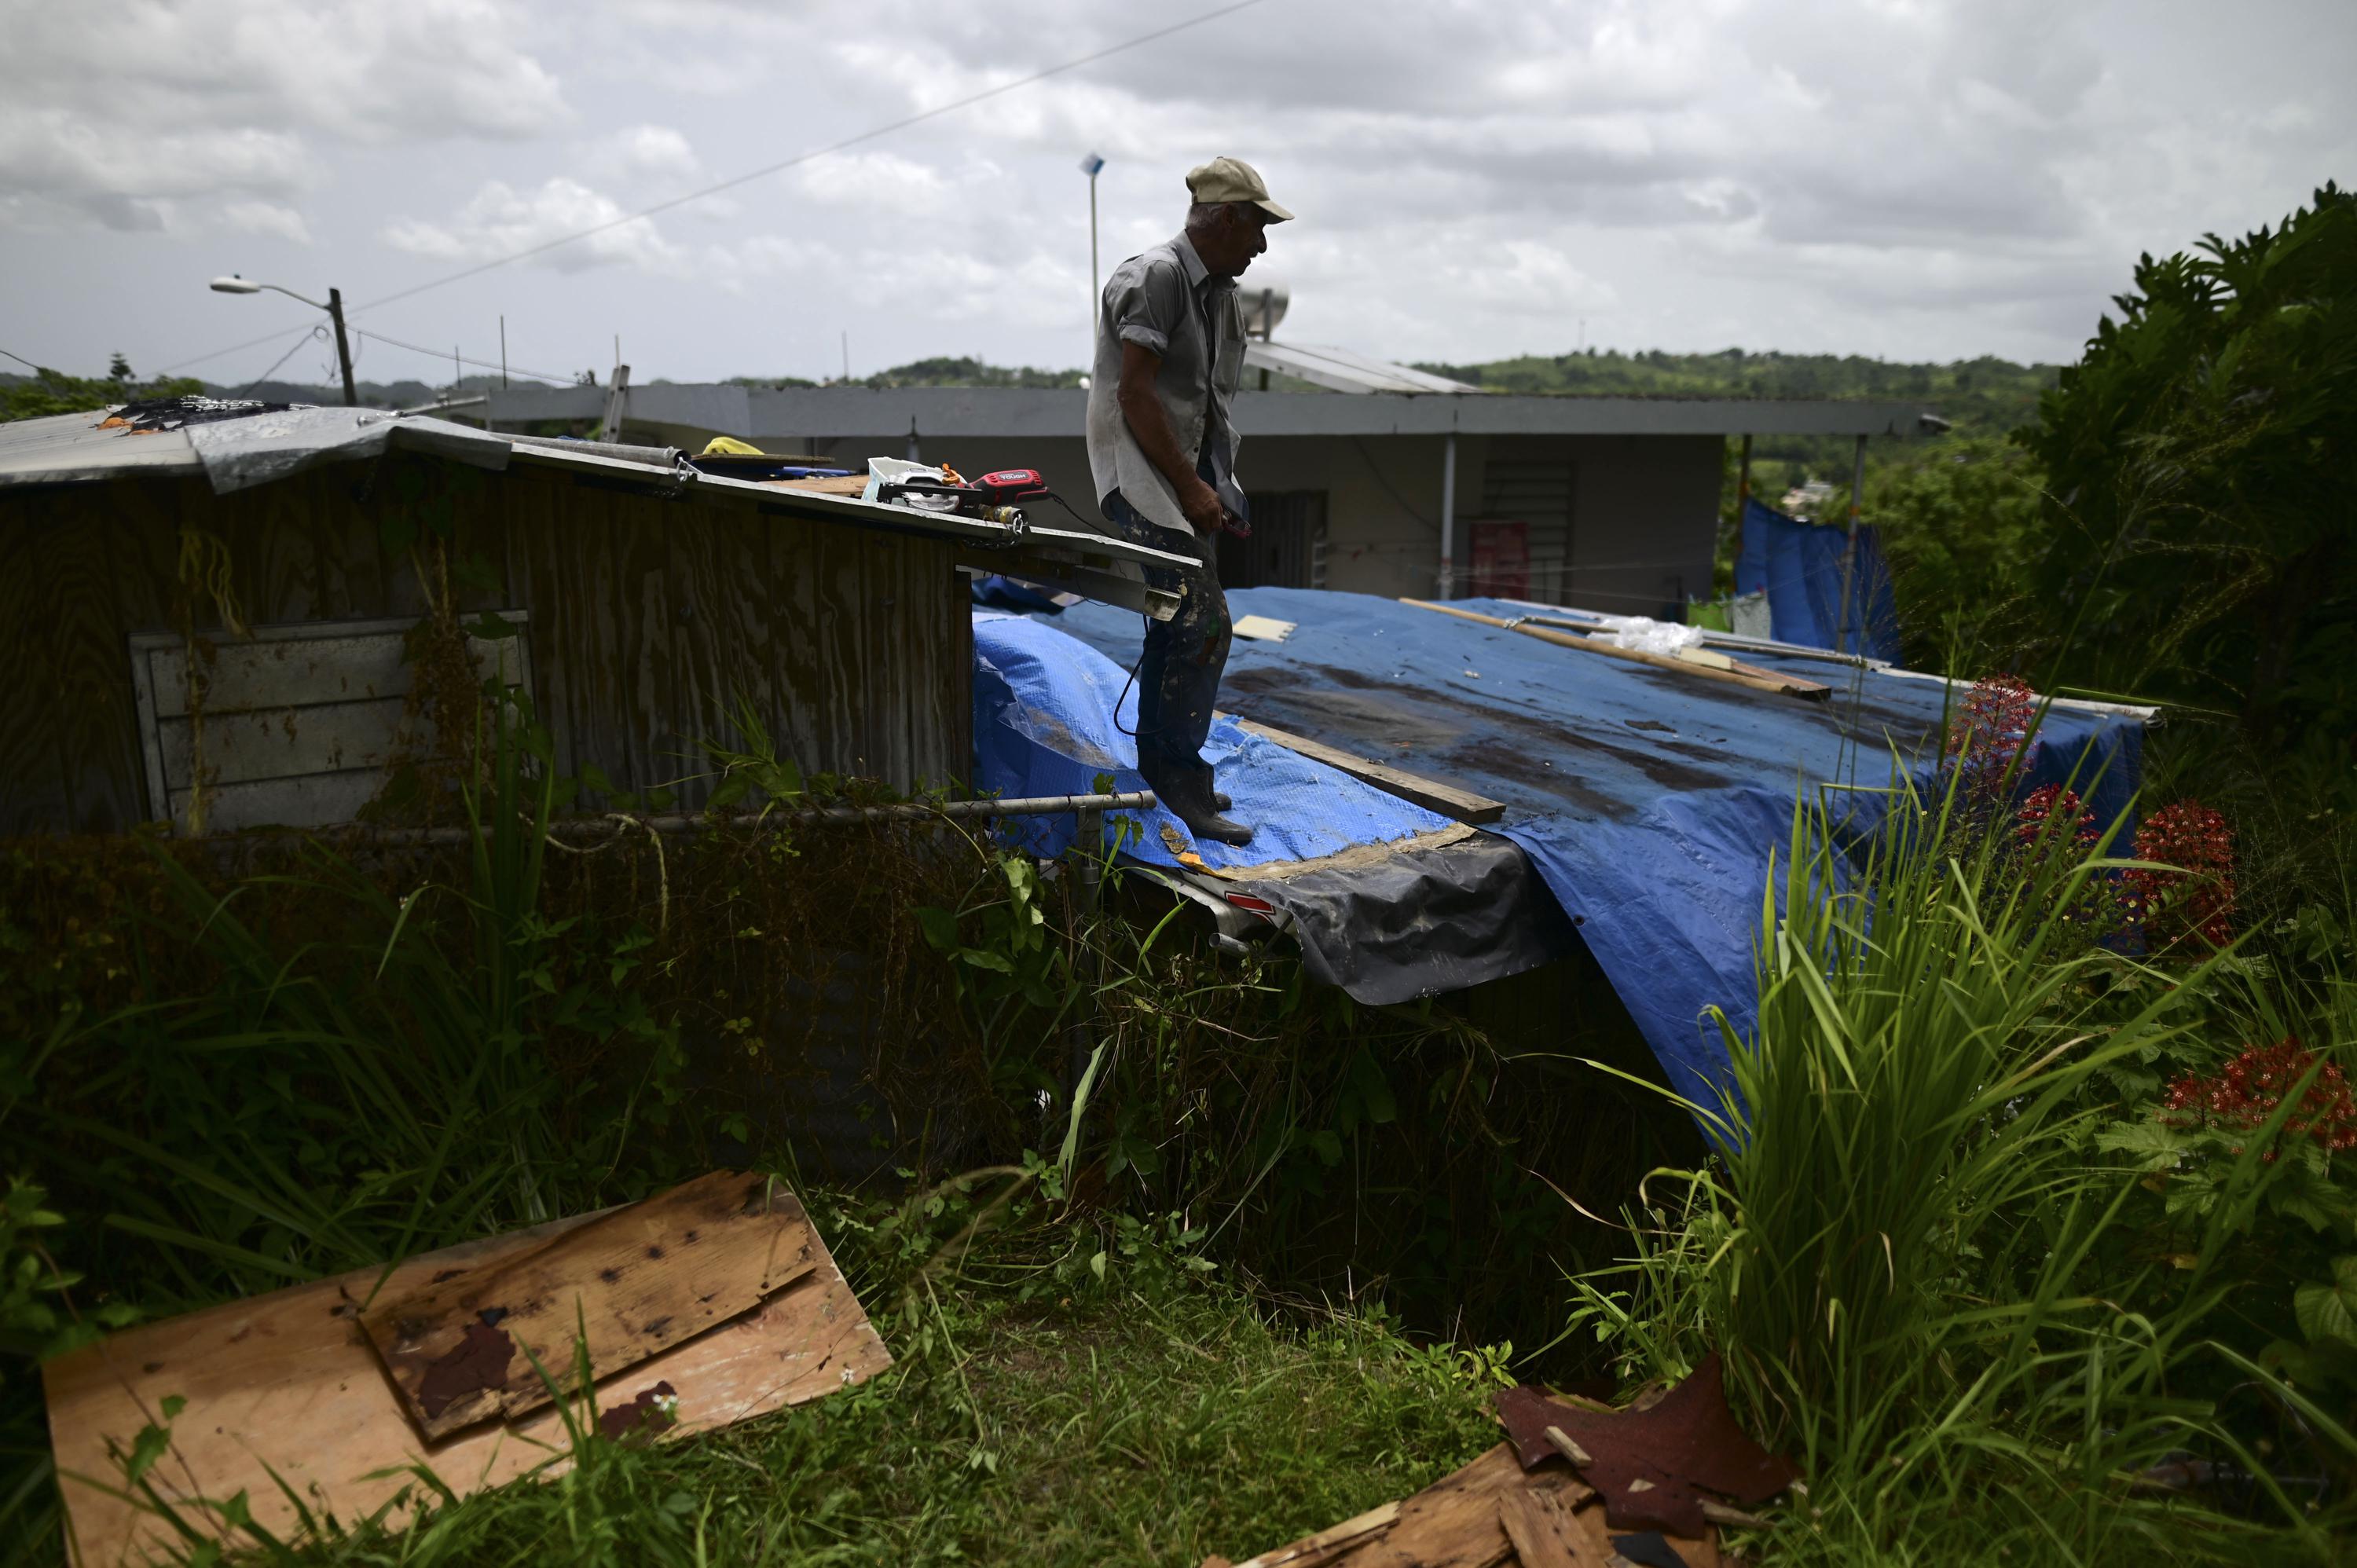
[1437,430,1458,599]
[1067,803,1106,1105]
[266,790,1160,845]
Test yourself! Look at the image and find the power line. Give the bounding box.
[166,0,1266,374]
[237,326,329,397]
[350,327,571,385]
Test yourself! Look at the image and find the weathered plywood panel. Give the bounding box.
[663,512,767,811]
[168,771,387,834]
[156,695,409,787]
[45,1193,889,1568]
[361,1171,817,1439]
[141,625,525,719]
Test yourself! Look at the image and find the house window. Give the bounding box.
[128,614,533,833]
[1226,490,1329,589]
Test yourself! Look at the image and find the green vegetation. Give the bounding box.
[0,356,203,421]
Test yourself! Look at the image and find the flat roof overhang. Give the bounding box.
[486,383,1934,441]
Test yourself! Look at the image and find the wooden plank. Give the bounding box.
[359,1171,816,1440]
[1346,1444,1586,1568]
[759,473,867,496]
[862,528,910,788]
[662,511,775,811]
[0,503,74,836]
[608,486,678,798]
[1229,716,1507,826]
[950,562,975,793]
[800,517,867,780]
[1230,1498,1400,1567]
[1522,612,1868,672]
[1497,1486,1608,1567]
[44,1189,887,1568]
[1402,599,1831,702]
[214,476,324,625]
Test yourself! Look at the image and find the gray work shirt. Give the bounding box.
[1085,231,1248,537]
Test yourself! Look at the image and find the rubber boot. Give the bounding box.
[1174,771,1253,847]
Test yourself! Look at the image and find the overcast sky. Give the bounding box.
[2,0,2349,391]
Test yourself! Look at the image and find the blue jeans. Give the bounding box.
[1102,490,1232,804]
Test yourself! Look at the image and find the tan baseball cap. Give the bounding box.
[1186,156,1294,222]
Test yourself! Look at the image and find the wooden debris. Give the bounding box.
[1233,614,1298,643]
[1208,1440,1728,1568]
[760,473,868,496]
[1401,599,1831,702]
[361,1170,817,1439]
[1497,1485,1612,1566]
[45,1180,886,1567]
[1230,716,1508,825]
[1222,1497,1402,1566]
[1545,1423,1595,1466]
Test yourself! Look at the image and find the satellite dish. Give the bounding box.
[1240,279,1288,339]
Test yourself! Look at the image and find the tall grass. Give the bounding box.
[1573,768,2355,1563]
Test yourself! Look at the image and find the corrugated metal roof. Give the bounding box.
[1242,340,1483,395]
[0,408,1194,592]
[0,409,205,485]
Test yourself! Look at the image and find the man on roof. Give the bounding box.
[1084,156,1292,848]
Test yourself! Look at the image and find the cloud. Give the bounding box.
[382,178,685,274]
[0,0,569,233]
[0,107,312,230]
[221,200,314,245]
[592,125,704,182]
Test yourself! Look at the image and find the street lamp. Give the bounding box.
[209,274,357,407]
[1079,152,1105,348]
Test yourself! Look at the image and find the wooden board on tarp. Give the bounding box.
[44,1185,889,1568]
[359,1170,816,1439]
[1228,716,1508,826]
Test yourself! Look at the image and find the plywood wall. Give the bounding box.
[0,456,970,835]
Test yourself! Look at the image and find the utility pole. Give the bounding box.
[499,315,508,389]
[326,288,357,406]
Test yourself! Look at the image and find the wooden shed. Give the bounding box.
[0,404,1179,836]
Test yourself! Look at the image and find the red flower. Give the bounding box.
[2016,784,2098,849]
[2160,1039,2357,1156]
[1946,673,2040,783]
[2128,800,2236,950]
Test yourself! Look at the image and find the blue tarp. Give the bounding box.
[972,611,1453,868]
[1736,496,1903,661]
[999,588,2143,1108]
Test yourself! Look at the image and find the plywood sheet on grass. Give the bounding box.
[45,1200,888,1567]
[359,1171,818,1439]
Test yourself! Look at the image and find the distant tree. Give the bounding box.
[2018,183,2357,744]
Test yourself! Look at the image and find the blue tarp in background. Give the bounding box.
[972,611,1453,867]
[1736,496,1903,662]
[991,589,2143,1109]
